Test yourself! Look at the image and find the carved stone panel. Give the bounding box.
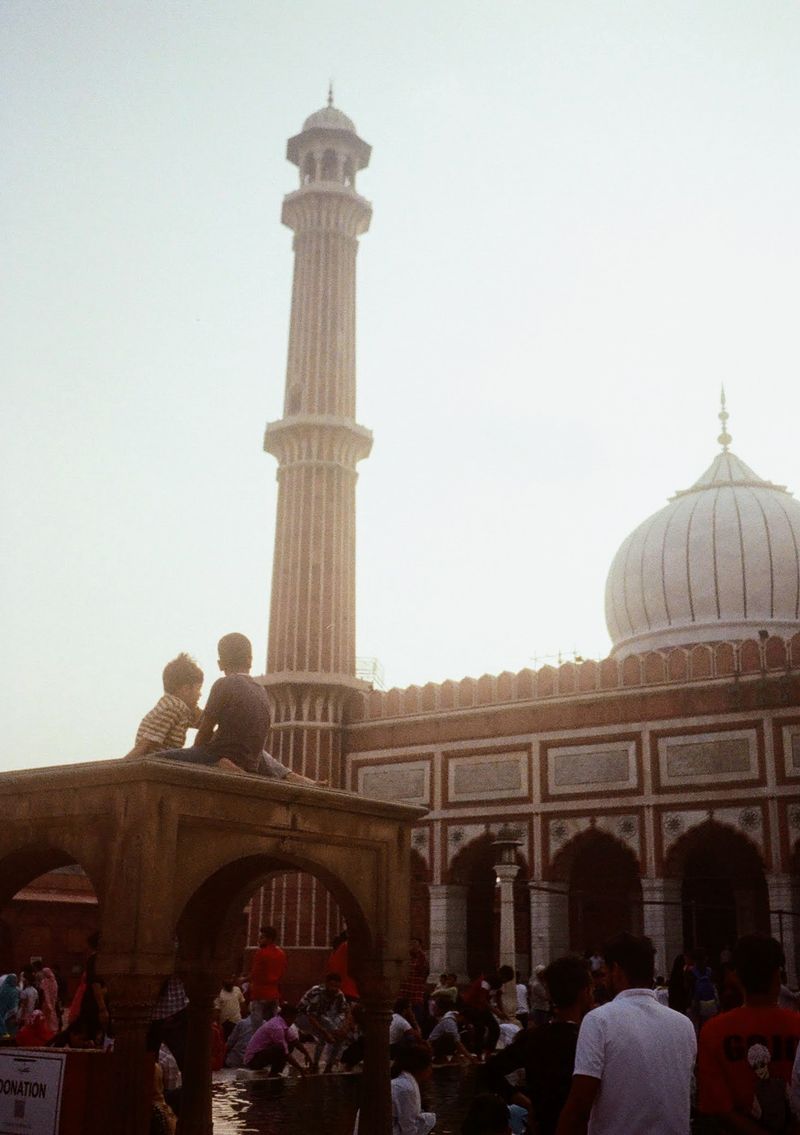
[658,731,756,786]
[447,752,528,803]
[358,761,430,805]
[547,742,636,796]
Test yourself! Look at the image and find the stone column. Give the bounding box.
[529,881,569,966]
[769,873,799,987]
[641,877,683,978]
[109,974,164,1135]
[178,973,218,1135]
[428,883,467,979]
[495,864,520,1016]
[359,981,393,1134]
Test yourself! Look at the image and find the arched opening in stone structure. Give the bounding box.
[320,149,338,181]
[0,845,100,1014]
[666,821,770,961]
[301,152,316,184]
[449,834,530,979]
[242,871,349,1002]
[552,830,643,954]
[175,851,376,1015]
[343,156,355,187]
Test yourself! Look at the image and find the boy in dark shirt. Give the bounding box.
[156,633,269,774]
[486,955,593,1135]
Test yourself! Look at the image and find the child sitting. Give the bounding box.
[124,653,204,760]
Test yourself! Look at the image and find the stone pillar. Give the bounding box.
[359,983,393,1134]
[109,974,164,1135]
[428,884,467,979]
[641,877,683,978]
[178,973,218,1135]
[769,873,799,987]
[529,881,569,966]
[495,863,520,1014]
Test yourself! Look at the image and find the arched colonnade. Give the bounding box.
[428,821,798,985]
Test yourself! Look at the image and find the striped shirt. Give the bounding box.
[135,693,194,751]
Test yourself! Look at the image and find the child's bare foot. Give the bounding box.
[216,758,246,775]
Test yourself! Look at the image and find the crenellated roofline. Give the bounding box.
[348,632,800,723]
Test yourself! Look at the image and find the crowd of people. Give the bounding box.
[189,927,800,1134]
[0,959,66,1043]
[395,933,800,1135]
[4,925,800,1133]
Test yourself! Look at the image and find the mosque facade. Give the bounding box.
[256,98,800,989]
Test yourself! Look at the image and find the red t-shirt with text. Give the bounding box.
[698,1003,800,1119]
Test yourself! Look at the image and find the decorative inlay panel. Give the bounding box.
[658,730,757,786]
[547,742,636,796]
[781,726,800,777]
[661,805,766,858]
[358,761,430,805]
[448,752,528,803]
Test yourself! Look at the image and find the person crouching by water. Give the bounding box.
[242,1004,307,1077]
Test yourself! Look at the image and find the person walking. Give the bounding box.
[556,933,696,1135]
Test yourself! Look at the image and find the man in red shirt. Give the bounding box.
[249,926,287,1021]
[698,934,800,1133]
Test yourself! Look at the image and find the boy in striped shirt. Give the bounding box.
[124,653,204,759]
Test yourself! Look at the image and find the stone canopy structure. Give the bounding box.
[0,759,423,1134]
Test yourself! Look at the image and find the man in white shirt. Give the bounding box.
[556,933,696,1135]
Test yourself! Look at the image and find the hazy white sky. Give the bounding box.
[3,1,800,770]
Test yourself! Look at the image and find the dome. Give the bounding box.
[302,105,356,134]
[605,446,800,657]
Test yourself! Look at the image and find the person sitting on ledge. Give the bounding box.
[130,633,317,782]
[124,653,204,761]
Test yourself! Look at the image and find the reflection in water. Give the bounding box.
[212,1065,478,1135]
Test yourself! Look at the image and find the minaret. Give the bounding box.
[262,92,372,786]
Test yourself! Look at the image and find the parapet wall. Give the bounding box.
[351,634,800,722]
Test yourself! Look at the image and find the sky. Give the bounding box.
[3,1,800,770]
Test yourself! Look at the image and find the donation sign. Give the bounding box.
[0,1050,65,1135]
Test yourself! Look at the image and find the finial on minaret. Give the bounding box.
[717,384,732,452]
[327,80,334,107]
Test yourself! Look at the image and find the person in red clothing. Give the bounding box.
[698,934,800,1134]
[326,930,359,1000]
[249,926,287,1021]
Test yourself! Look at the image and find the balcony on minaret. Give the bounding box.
[282,100,372,239]
[287,102,371,186]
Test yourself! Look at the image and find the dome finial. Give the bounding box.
[327,80,334,108]
[717,384,732,452]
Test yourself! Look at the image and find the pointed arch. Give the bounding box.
[551,828,643,952]
[664,820,769,954]
[448,832,529,977]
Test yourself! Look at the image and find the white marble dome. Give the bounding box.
[302,105,356,133]
[605,447,800,657]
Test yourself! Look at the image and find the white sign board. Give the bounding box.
[0,1050,65,1135]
